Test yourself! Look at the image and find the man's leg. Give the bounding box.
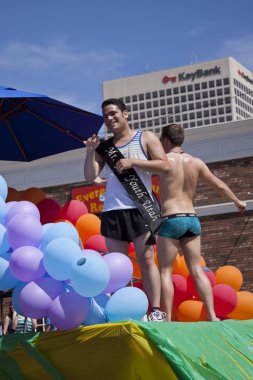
[181,236,219,321]
[133,232,161,312]
[157,236,179,321]
[104,237,129,255]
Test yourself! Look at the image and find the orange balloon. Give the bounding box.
[6,187,21,202]
[227,291,253,320]
[20,187,46,204]
[129,251,142,279]
[215,265,243,291]
[175,255,206,278]
[177,300,207,322]
[75,213,101,245]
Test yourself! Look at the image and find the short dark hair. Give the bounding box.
[161,124,184,146]
[101,98,127,113]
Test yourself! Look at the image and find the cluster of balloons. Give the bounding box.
[0,176,149,330]
[133,249,253,321]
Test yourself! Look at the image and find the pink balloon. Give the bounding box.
[213,284,238,317]
[61,200,88,224]
[172,274,187,305]
[103,252,133,294]
[187,267,216,299]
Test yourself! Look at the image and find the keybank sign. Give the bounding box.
[162,66,221,84]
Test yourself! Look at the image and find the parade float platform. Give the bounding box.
[0,319,252,380]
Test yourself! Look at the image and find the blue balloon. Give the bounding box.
[0,176,8,201]
[70,255,110,297]
[0,252,19,290]
[105,287,148,322]
[84,294,110,326]
[40,222,80,251]
[43,237,83,280]
[0,196,7,225]
[0,223,10,255]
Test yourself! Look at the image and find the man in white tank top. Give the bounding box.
[84,98,169,322]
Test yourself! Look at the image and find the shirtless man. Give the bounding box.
[84,98,169,321]
[156,123,246,321]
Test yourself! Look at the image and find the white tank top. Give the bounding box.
[103,130,153,211]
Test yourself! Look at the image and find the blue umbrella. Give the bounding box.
[0,86,104,161]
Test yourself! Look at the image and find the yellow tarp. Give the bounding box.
[0,322,177,380]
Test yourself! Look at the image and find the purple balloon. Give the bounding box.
[49,291,90,331]
[7,214,43,249]
[103,252,133,293]
[5,201,40,225]
[81,249,101,257]
[10,246,46,282]
[19,277,64,318]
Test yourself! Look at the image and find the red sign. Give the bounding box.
[70,176,160,215]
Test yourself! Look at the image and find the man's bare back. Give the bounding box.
[159,151,202,216]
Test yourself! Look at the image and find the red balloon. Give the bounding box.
[85,234,108,254]
[212,284,238,317]
[128,242,135,255]
[172,274,187,305]
[187,267,216,299]
[37,198,62,224]
[61,200,88,225]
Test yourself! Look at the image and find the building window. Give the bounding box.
[182,114,188,121]
[190,121,196,128]
[226,106,232,113]
[187,84,193,92]
[194,83,200,91]
[211,109,217,116]
[125,96,131,103]
[204,110,209,117]
[154,109,159,117]
[217,98,224,105]
[209,80,215,88]
[175,115,181,122]
[182,104,187,112]
[159,90,165,97]
[167,98,173,105]
[175,105,180,114]
[146,101,152,109]
[128,114,132,121]
[209,90,215,97]
[139,94,144,101]
[204,119,210,125]
[224,87,230,95]
[133,104,138,111]
[189,103,194,110]
[153,100,159,107]
[216,79,222,86]
[181,95,187,102]
[223,77,229,85]
[203,100,209,108]
[133,113,139,120]
[160,99,166,106]
[189,112,195,120]
[218,107,224,115]
[180,86,186,93]
[183,123,188,129]
[134,122,139,129]
[167,107,173,114]
[197,120,202,126]
[132,95,137,102]
[195,92,201,100]
[140,112,145,119]
[161,117,167,124]
[217,88,223,96]
[152,91,158,98]
[226,115,232,121]
[212,118,218,123]
[155,118,160,125]
[168,116,174,123]
[139,102,145,110]
[202,91,208,98]
[161,108,166,115]
[196,111,202,119]
[166,89,172,96]
[201,82,207,89]
[188,94,194,101]
[174,97,180,104]
[219,116,225,122]
[173,87,179,95]
[147,120,153,127]
[147,110,152,118]
[196,102,202,109]
[145,92,151,100]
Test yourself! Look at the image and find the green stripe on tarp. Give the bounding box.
[0,332,63,380]
[137,319,253,380]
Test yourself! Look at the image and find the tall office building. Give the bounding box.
[103,57,253,135]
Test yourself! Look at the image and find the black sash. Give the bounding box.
[96,138,163,245]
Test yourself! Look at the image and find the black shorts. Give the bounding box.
[101,209,150,242]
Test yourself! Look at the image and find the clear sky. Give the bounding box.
[1,0,253,121]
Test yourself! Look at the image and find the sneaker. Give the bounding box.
[148,310,167,322]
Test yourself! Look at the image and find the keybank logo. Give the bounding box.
[162,66,221,84]
[238,69,253,85]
